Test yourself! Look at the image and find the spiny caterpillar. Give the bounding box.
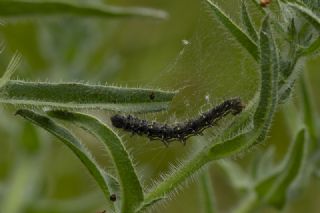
[111,98,244,145]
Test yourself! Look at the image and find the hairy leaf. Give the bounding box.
[0,80,176,112]
[299,36,320,56]
[206,0,259,61]
[0,52,21,89]
[47,111,144,213]
[253,15,279,143]
[289,3,320,32]
[241,0,258,41]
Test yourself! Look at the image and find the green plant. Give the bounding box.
[1,0,320,212]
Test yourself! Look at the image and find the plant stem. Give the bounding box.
[199,170,217,213]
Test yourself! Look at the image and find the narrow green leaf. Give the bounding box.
[300,0,320,11]
[0,0,168,20]
[289,3,320,32]
[199,171,217,213]
[241,0,258,41]
[299,36,320,56]
[0,80,176,112]
[15,109,116,211]
[0,52,21,89]
[47,111,144,213]
[206,0,259,61]
[264,129,306,209]
[253,15,279,143]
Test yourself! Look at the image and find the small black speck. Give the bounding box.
[110,194,117,202]
[149,92,155,100]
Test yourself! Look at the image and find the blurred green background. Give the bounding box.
[0,0,320,212]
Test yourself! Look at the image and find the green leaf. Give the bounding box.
[241,0,258,41]
[0,80,176,112]
[289,3,320,32]
[263,128,306,209]
[0,52,22,89]
[47,111,144,213]
[300,0,320,11]
[15,109,117,211]
[253,15,279,143]
[298,36,320,56]
[206,0,259,61]
[0,0,168,20]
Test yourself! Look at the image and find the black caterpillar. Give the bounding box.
[111,98,244,145]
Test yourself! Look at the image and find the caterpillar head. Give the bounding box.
[111,114,126,128]
[230,98,245,115]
